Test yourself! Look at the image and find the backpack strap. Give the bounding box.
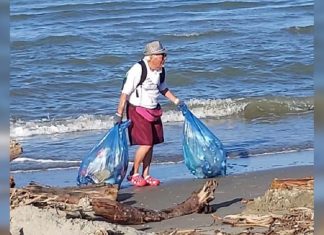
[136,60,147,88]
[122,60,165,97]
[120,60,147,93]
[135,60,147,97]
[138,60,165,86]
[160,67,165,83]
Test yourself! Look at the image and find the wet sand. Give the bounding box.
[120,165,313,234]
[10,151,313,235]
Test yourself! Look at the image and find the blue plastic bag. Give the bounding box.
[180,104,226,178]
[77,120,131,187]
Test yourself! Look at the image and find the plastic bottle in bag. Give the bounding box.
[77,120,131,187]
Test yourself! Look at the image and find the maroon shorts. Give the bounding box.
[126,103,164,146]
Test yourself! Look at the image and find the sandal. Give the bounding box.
[145,175,160,186]
[130,174,147,187]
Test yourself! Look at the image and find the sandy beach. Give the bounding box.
[10,0,314,233]
[10,163,313,235]
[122,165,313,234]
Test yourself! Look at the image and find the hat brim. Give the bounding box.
[144,48,167,56]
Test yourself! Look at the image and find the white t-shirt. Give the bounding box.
[121,59,168,109]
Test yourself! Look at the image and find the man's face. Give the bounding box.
[150,53,167,70]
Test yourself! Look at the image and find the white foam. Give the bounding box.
[163,98,247,123]
[11,98,246,138]
[12,157,80,164]
[11,166,79,174]
[10,97,312,138]
[188,98,247,118]
[173,32,201,37]
[10,114,115,138]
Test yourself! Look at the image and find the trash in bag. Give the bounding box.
[77,120,131,187]
[179,104,226,178]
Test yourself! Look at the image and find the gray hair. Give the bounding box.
[143,55,152,62]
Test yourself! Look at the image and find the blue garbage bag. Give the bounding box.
[77,120,131,187]
[180,104,226,178]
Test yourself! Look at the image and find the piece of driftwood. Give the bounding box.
[219,177,314,234]
[157,229,202,235]
[10,180,218,225]
[92,179,218,224]
[270,176,313,190]
[10,182,118,209]
[222,207,313,234]
[10,139,23,188]
[10,176,16,188]
[10,139,23,161]
[222,214,278,228]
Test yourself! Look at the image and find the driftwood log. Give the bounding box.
[10,180,218,225]
[270,176,313,190]
[10,139,23,161]
[10,182,118,210]
[10,176,16,188]
[92,179,218,224]
[10,139,23,188]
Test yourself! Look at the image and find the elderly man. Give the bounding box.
[115,40,183,187]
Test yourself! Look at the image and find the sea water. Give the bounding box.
[10,0,314,184]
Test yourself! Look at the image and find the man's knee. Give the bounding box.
[140,145,153,151]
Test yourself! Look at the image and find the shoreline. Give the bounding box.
[10,148,314,234]
[11,149,313,188]
[10,164,313,235]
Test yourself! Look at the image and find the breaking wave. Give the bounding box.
[10,96,313,138]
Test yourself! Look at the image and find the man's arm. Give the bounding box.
[116,93,128,116]
[161,89,181,105]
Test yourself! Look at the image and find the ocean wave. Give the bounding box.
[179,1,263,12]
[163,30,233,41]
[10,166,79,174]
[10,158,81,172]
[25,1,115,13]
[11,13,34,21]
[164,96,313,122]
[285,25,314,34]
[272,2,313,12]
[10,96,313,138]
[12,157,80,164]
[11,35,95,50]
[94,55,124,65]
[241,96,313,120]
[226,144,314,159]
[275,62,313,75]
[10,114,114,138]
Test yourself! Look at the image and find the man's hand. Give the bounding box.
[177,100,186,111]
[174,98,186,111]
[114,113,122,124]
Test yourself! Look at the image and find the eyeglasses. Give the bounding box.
[154,53,167,59]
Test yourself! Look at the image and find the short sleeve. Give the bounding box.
[158,79,168,92]
[121,63,142,95]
